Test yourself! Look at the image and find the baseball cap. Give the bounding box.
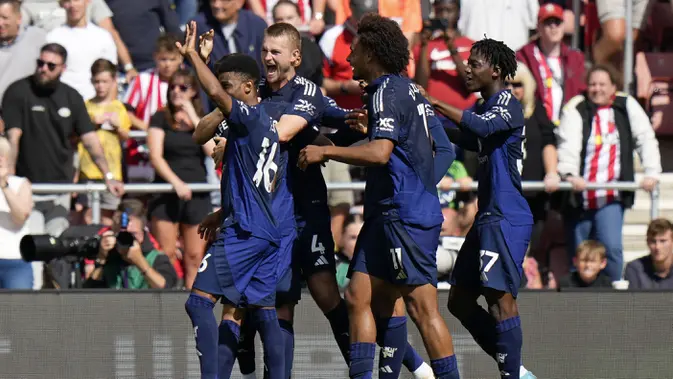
[538,3,564,23]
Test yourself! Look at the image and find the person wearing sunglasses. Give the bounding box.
[516,3,585,127]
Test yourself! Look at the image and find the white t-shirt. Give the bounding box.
[0,176,30,260]
[458,0,539,51]
[46,23,117,100]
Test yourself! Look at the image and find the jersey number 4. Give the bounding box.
[253,137,279,193]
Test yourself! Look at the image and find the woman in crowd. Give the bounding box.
[0,136,34,289]
[147,69,214,289]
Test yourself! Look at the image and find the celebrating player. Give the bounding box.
[299,14,459,379]
[179,22,292,379]
[422,37,537,379]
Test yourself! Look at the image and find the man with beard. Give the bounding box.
[2,42,124,241]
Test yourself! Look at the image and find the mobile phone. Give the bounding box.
[425,18,449,33]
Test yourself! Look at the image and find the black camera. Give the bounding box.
[20,212,134,262]
[424,18,450,33]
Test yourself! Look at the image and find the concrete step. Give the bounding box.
[624,208,673,224]
[624,250,649,263]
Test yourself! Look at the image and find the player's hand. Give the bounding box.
[456,176,473,191]
[176,21,198,57]
[566,176,586,192]
[640,176,658,192]
[105,178,125,197]
[212,137,226,167]
[544,172,561,193]
[199,29,215,63]
[345,109,368,135]
[297,145,327,170]
[174,181,192,200]
[199,210,222,241]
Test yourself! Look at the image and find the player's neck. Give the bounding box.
[539,38,561,57]
[365,68,389,85]
[269,71,295,92]
[66,17,88,28]
[481,83,505,102]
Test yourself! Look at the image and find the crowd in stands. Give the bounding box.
[0,0,672,292]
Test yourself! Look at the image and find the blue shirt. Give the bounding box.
[216,100,295,244]
[450,89,533,225]
[259,76,328,226]
[364,74,450,228]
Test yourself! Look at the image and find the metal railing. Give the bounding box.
[31,181,659,224]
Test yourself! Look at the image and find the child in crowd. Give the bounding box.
[558,240,614,288]
[76,59,131,225]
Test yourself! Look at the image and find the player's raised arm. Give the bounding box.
[428,114,456,184]
[193,108,225,145]
[177,22,234,116]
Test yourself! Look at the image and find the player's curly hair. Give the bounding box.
[357,13,409,75]
[471,37,517,81]
[214,53,261,86]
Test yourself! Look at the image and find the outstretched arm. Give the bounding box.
[178,22,233,116]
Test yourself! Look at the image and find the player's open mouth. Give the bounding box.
[266,65,277,75]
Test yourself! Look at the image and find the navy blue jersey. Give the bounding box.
[259,76,328,226]
[217,100,295,243]
[453,89,533,225]
[364,74,447,228]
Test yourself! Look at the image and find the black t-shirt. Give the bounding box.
[2,77,95,183]
[522,101,557,189]
[558,272,614,289]
[298,36,324,87]
[149,111,206,184]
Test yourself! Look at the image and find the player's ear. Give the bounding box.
[492,65,502,81]
[291,48,302,68]
[243,80,254,95]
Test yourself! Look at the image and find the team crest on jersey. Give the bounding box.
[294,99,316,116]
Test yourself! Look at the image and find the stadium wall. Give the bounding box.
[0,290,670,379]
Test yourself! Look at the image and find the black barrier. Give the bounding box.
[0,290,670,379]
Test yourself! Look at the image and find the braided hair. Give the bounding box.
[471,37,518,81]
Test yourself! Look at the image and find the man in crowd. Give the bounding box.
[2,42,124,238]
[625,218,673,289]
[46,0,117,101]
[0,0,46,104]
[194,0,268,73]
[516,3,585,126]
[414,0,475,110]
[84,198,177,289]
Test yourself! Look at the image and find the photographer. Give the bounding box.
[84,199,177,289]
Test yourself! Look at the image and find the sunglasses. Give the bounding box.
[36,59,59,71]
[169,84,192,92]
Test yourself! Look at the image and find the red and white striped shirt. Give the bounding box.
[123,69,168,125]
[582,106,621,210]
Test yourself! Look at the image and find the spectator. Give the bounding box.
[336,0,422,44]
[557,240,613,289]
[320,0,377,109]
[21,0,139,84]
[458,0,539,51]
[124,34,183,183]
[106,0,181,73]
[509,63,559,250]
[75,59,131,226]
[84,198,178,289]
[147,69,213,290]
[46,0,117,100]
[437,160,476,237]
[414,0,476,110]
[2,43,123,239]
[335,217,362,290]
[556,65,662,282]
[170,0,198,26]
[516,3,586,125]
[592,0,652,71]
[272,0,323,85]
[625,218,673,289]
[0,136,33,289]
[193,0,267,73]
[522,256,557,289]
[0,0,46,104]
[248,0,328,35]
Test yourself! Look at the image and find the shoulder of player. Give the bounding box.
[291,75,320,97]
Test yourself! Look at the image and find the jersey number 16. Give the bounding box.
[253,137,279,193]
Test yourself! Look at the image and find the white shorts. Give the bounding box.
[597,0,653,29]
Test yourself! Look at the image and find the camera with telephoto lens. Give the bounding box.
[20,212,135,262]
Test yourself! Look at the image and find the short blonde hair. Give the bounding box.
[576,240,606,261]
[511,62,537,119]
[0,136,10,158]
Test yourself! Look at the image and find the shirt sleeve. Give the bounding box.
[459,94,522,138]
[428,113,455,184]
[90,0,113,24]
[2,82,24,132]
[555,100,584,177]
[321,97,351,130]
[626,95,661,178]
[370,86,401,142]
[227,100,260,135]
[101,29,118,64]
[73,92,96,136]
[287,78,325,128]
[152,253,178,289]
[118,104,132,132]
[214,118,230,139]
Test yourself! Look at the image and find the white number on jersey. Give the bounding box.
[253,137,279,193]
[517,126,526,175]
[417,103,429,138]
[479,250,499,281]
[311,234,325,255]
[198,253,212,273]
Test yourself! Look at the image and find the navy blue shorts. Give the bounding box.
[349,215,441,286]
[275,233,300,306]
[294,221,336,277]
[192,226,279,307]
[449,218,532,297]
